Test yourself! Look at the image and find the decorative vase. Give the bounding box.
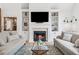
[37,39,43,46]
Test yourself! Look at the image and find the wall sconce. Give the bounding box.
[63,17,69,23]
[75,19,77,21]
[63,16,78,23]
[70,20,72,23]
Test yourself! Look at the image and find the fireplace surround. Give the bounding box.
[29,27,49,42]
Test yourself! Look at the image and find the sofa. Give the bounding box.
[54,32,79,55]
[0,32,27,55]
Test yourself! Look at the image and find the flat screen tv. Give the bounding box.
[31,12,49,23]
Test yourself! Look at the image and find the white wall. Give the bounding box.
[0,3,29,40]
[58,3,74,32]
[73,4,79,17]
[0,3,21,32]
[29,3,51,11]
[71,4,79,33]
[61,3,79,33]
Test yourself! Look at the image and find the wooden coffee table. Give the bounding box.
[31,46,48,55]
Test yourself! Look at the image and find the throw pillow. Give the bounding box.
[8,35,19,42]
[63,33,72,42]
[0,39,6,46]
[61,32,64,39]
[71,34,79,43]
[56,32,64,39]
[74,39,79,48]
[56,36,62,39]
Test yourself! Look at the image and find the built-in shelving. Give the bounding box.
[51,11,58,31]
[21,3,29,31]
[22,11,29,31]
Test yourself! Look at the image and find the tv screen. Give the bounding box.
[31,12,49,23]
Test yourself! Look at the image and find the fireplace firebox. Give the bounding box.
[34,31,46,42]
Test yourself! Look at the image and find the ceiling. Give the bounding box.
[22,3,76,11]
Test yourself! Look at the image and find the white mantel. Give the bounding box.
[29,22,51,42]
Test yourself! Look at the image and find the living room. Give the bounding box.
[0,3,79,55]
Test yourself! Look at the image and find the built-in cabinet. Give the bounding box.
[51,11,58,31]
[22,11,29,31]
[21,3,29,31]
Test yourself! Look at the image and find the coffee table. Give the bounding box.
[31,45,48,55]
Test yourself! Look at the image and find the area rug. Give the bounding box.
[15,43,63,55]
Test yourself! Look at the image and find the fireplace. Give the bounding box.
[34,31,46,42]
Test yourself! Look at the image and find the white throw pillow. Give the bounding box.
[75,39,79,48]
[0,39,6,46]
[63,33,72,42]
[8,35,19,42]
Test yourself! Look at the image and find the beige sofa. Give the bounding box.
[0,32,27,55]
[54,32,79,55]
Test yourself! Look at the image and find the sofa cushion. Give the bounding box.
[56,32,64,39]
[71,34,79,43]
[61,32,64,38]
[56,36,62,39]
[0,32,8,43]
[74,39,79,48]
[63,33,72,42]
[8,35,20,42]
[55,39,79,55]
[0,39,6,46]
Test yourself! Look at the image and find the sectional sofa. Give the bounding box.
[54,32,79,55]
[0,32,27,55]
